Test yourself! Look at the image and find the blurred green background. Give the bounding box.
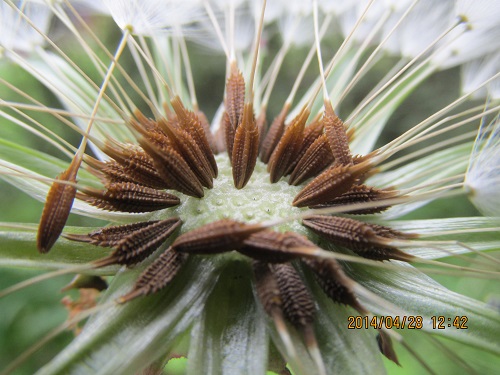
[0,15,498,375]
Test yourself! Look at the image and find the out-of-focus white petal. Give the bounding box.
[381,0,414,12]
[253,0,316,47]
[461,52,500,98]
[465,115,500,216]
[390,0,455,58]
[250,0,280,22]
[0,1,52,57]
[433,26,500,69]
[278,0,313,16]
[456,0,500,30]
[187,0,253,54]
[431,0,500,69]
[338,1,388,44]
[69,0,112,15]
[103,0,202,35]
[251,0,313,19]
[232,10,255,52]
[278,14,314,47]
[319,0,362,16]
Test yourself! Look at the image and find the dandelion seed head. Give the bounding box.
[1,0,500,374]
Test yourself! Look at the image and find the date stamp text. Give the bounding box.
[347,315,468,330]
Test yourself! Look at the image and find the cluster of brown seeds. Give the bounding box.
[37,63,415,366]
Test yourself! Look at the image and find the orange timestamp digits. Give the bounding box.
[347,315,424,330]
[430,316,468,329]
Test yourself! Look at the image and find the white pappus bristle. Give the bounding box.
[465,115,500,216]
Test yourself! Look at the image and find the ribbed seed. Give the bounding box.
[65,220,160,247]
[225,63,246,130]
[93,218,182,268]
[239,230,316,263]
[323,101,352,166]
[158,117,213,188]
[163,103,178,125]
[255,110,267,150]
[132,119,171,148]
[232,103,260,189]
[223,111,236,161]
[260,103,289,163]
[223,63,246,160]
[196,109,218,154]
[303,258,366,314]
[268,106,310,182]
[293,163,369,207]
[172,219,265,254]
[293,115,324,162]
[171,96,218,178]
[284,115,324,177]
[132,110,159,132]
[79,182,180,212]
[37,157,79,253]
[309,184,398,214]
[131,110,206,197]
[118,247,188,303]
[252,261,282,317]
[139,138,204,197]
[369,223,416,239]
[302,215,414,261]
[272,263,315,329]
[179,128,215,187]
[104,159,166,189]
[92,147,168,189]
[289,133,334,185]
